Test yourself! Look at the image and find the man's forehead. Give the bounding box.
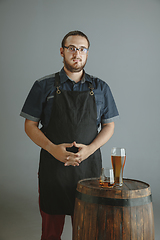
[65,35,88,48]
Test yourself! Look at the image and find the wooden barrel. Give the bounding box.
[73,178,154,240]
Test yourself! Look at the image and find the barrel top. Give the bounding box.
[77,178,151,199]
[78,178,150,190]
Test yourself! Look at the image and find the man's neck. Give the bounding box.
[64,67,84,83]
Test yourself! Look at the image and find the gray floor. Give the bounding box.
[0,196,159,240]
[0,194,73,240]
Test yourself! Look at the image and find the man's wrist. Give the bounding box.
[88,142,98,155]
[45,141,55,154]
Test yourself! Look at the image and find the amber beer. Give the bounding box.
[111,155,126,186]
[99,168,114,188]
[99,179,114,188]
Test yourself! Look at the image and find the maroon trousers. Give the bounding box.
[39,203,73,240]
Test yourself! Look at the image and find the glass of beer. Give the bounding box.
[99,168,114,188]
[111,147,126,186]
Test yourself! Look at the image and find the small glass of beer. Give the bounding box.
[99,168,114,188]
[111,147,126,187]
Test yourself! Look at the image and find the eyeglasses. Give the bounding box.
[64,45,88,54]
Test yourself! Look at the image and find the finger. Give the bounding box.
[73,141,78,147]
[64,154,81,165]
[64,143,74,148]
[73,155,82,162]
[67,152,80,158]
[66,155,81,163]
[64,161,79,167]
[65,163,79,167]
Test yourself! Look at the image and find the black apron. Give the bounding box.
[39,72,102,215]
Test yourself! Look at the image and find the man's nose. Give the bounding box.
[74,49,81,56]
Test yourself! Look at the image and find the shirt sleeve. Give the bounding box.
[101,83,119,124]
[20,80,44,122]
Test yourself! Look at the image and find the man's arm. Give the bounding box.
[65,122,114,166]
[24,119,81,166]
[90,122,115,151]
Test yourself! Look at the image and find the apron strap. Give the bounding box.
[55,72,61,94]
[55,72,94,95]
[89,82,94,95]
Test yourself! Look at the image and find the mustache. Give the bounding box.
[72,57,82,61]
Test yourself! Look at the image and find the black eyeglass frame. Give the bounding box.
[63,45,88,54]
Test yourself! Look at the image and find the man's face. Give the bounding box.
[60,35,89,73]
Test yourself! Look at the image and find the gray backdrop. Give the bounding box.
[0,0,160,239]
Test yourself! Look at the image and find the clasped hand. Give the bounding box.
[51,141,91,167]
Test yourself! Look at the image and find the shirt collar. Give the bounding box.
[59,67,92,84]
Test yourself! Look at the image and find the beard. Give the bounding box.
[63,55,87,73]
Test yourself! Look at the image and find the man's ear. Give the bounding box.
[60,47,64,57]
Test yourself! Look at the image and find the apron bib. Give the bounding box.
[39,73,102,215]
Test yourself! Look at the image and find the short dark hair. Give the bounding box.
[61,30,90,49]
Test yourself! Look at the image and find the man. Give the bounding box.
[20,30,119,240]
